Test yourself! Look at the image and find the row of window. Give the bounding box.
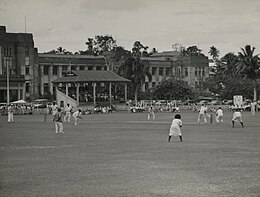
[2,47,30,57]
[195,67,205,76]
[41,65,106,75]
[3,47,12,57]
[151,67,189,77]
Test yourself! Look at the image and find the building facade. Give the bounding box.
[141,51,209,91]
[0,26,209,102]
[0,26,39,102]
[38,54,107,97]
[0,26,107,102]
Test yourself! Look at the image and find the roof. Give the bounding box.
[52,70,130,83]
[38,53,105,59]
[150,51,182,57]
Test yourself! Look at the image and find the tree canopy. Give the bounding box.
[153,76,194,100]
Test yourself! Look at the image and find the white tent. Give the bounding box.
[11,100,27,104]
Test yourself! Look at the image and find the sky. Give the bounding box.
[0,0,260,57]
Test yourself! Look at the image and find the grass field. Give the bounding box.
[0,111,260,196]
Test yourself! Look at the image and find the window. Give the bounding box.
[202,68,205,76]
[159,68,164,76]
[198,68,201,76]
[104,67,107,70]
[152,82,156,87]
[4,47,12,57]
[43,65,49,75]
[44,83,49,93]
[195,67,197,76]
[96,66,102,70]
[25,48,29,57]
[71,66,76,70]
[79,66,85,70]
[25,65,30,75]
[53,66,58,75]
[25,82,30,93]
[62,66,67,75]
[145,82,149,90]
[166,68,171,76]
[185,68,188,77]
[88,66,93,70]
[152,67,156,75]
[175,68,180,76]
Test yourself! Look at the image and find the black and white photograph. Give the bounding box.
[0,0,260,196]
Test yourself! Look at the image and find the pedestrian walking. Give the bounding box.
[148,106,155,120]
[197,103,208,124]
[232,109,244,128]
[64,103,72,122]
[53,108,64,134]
[215,107,224,124]
[7,104,14,123]
[168,114,183,142]
[73,109,82,125]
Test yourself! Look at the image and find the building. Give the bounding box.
[0,26,38,102]
[0,26,107,102]
[141,51,209,90]
[38,53,107,97]
[0,26,209,102]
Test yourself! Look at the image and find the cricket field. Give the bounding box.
[0,111,259,196]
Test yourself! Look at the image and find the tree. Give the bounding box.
[85,35,116,56]
[153,76,194,100]
[238,45,260,101]
[118,41,152,103]
[180,45,202,56]
[208,46,220,61]
[132,41,148,57]
[44,47,72,55]
[219,53,239,79]
[186,46,202,56]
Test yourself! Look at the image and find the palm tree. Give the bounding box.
[118,56,152,104]
[220,53,239,79]
[208,46,220,61]
[238,45,260,101]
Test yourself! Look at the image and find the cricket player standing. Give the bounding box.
[64,103,72,122]
[197,103,208,124]
[215,107,224,124]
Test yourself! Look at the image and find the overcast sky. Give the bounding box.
[0,0,260,56]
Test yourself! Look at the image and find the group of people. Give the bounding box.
[52,103,83,134]
[197,103,244,127]
[168,104,245,143]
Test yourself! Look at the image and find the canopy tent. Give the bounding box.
[11,99,27,104]
[52,70,131,107]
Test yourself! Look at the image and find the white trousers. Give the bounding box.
[8,112,14,122]
[55,122,63,133]
[198,113,207,124]
[64,112,71,122]
[215,115,223,123]
[148,112,155,120]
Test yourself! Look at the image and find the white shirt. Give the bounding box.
[216,109,223,116]
[199,106,207,114]
[73,111,82,118]
[65,105,72,112]
[171,119,182,128]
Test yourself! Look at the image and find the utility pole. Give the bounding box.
[7,58,10,105]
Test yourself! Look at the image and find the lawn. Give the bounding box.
[0,111,260,196]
